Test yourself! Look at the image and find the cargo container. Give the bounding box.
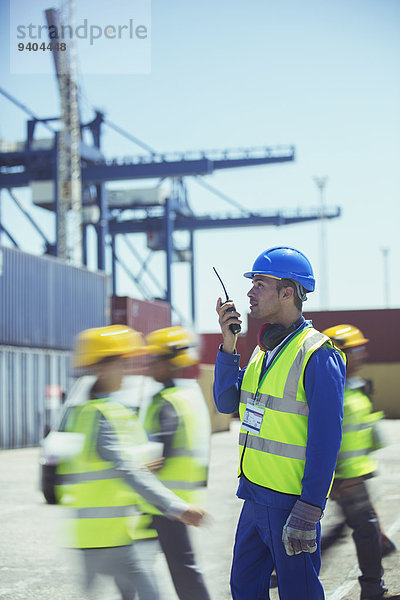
[303,309,400,419]
[0,345,72,449]
[303,309,400,364]
[111,295,172,375]
[111,295,171,336]
[0,246,108,350]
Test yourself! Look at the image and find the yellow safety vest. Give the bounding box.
[239,326,344,496]
[142,386,210,511]
[335,383,384,480]
[56,398,157,548]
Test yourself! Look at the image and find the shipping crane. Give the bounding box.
[0,2,341,322]
[0,91,341,322]
[0,115,341,321]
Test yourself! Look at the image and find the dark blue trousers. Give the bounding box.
[231,499,324,600]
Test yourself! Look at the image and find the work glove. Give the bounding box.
[282,499,323,556]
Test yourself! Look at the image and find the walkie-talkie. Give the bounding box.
[213,267,241,335]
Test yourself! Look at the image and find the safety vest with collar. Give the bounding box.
[56,398,157,548]
[335,382,384,480]
[239,325,344,496]
[142,386,210,511]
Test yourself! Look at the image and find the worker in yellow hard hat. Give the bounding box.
[56,324,206,600]
[322,324,398,600]
[141,326,212,600]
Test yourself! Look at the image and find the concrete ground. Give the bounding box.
[1,418,400,600]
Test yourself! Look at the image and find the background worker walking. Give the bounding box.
[56,325,205,600]
[322,324,399,600]
[213,246,346,600]
[141,326,212,600]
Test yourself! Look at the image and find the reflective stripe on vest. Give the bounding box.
[77,505,138,519]
[56,468,120,484]
[338,448,370,460]
[238,431,306,460]
[239,326,343,496]
[342,422,375,433]
[240,393,309,416]
[335,387,381,479]
[142,386,210,510]
[56,399,156,548]
[161,480,208,490]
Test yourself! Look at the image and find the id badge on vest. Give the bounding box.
[242,402,264,435]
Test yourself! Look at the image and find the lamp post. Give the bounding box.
[313,176,329,310]
[381,247,390,308]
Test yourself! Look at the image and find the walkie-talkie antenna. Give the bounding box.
[213,267,229,301]
[213,266,241,336]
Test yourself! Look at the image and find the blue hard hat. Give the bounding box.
[243,246,315,292]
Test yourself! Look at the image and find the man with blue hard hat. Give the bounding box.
[213,246,347,600]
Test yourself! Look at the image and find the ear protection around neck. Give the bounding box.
[258,317,304,351]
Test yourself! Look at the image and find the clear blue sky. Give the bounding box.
[1,0,399,333]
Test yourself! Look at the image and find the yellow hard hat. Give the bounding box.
[145,326,199,368]
[73,324,146,368]
[322,324,369,350]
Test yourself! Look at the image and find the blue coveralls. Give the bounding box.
[213,320,346,600]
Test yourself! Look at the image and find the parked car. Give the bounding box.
[39,374,203,504]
